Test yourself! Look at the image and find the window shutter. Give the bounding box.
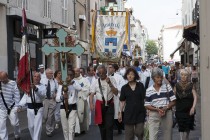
[48,0,51,18]
[17,0,22,8]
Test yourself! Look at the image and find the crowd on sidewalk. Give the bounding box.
[0,61,199,140]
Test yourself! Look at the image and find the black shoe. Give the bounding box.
[75,133,79,137]
[81,131,86,134]
[15,137,20,140]
[118,129,122,134]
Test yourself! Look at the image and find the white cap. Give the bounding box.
[38,64,45,69]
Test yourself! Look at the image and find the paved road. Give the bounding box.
[8,98,201,140]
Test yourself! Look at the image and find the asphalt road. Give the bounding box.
[8,98,201,140]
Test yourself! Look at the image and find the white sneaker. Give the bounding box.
[55,123,59,129]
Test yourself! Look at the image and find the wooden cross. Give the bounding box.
[41,28,85,82]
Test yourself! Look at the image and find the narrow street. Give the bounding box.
[8,98,201,140]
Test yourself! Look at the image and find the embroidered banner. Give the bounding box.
[95,15,127,62]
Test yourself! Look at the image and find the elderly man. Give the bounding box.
[0,71,21,140]
[74,68,90,134]
[90,65,118,140]
[41,68,58,137]
[18,72,46,140]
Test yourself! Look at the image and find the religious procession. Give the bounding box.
[0,0,202,140]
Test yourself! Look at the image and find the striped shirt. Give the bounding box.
[145,84,176,108]
[0,80,20,110]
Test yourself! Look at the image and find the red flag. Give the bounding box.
[17,8,30,94]
[21,8,27,33]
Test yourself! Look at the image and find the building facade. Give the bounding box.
[0,0,51,79]
[171,0,199,66]
[200,0,210,139]
[162,24,183,63]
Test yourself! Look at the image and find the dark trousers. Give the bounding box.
[114,119,124,130]
[98,104,114,140]
[165,74,169,80]
[114,112,124,131]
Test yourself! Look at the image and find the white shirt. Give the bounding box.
[86,76,97,86]
[74,75,90,100]
[40,72,46,80]
[19,84,46,106]
[140,70,151,86]
[56,81,82,105]
[119,67,126,76]
[40,78,58,98]
[90,78,117,102]
[110,73,126,94]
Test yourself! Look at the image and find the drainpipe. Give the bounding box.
[74,0,76,29]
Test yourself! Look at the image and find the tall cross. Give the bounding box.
[42,28,85,82]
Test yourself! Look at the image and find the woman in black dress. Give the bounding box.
[118,67,146,140]
[174,69,197,140]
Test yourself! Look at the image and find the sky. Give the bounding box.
[125,0,182,40]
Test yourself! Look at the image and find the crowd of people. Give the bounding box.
[0,61,199,140]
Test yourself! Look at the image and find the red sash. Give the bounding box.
[95,100,103,124]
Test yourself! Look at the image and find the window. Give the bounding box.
[17,0,28,10]
[44,0,51,18]
[62,0,68,24]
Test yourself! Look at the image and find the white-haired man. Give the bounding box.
[41,68,58,137]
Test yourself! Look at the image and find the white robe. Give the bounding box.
[110,73,126,119]
[74,75,90,133]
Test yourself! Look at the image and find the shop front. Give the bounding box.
[7,16,44,80]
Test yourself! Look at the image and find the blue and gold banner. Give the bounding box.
[94,14,128,62]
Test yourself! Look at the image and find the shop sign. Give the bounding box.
[42,28,58,39]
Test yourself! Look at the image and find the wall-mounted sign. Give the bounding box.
[14,20,38,40]
[42,28,58,39]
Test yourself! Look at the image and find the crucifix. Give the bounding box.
[42,28,85,118]
[42,28,85,81]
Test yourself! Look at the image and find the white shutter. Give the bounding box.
[62,8,64,23]
[17,0,22,8]
[47,0,51,18]
[44,0,47,17]
[25,0,28,10]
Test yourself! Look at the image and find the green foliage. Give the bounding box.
[100,6,106,15]
[145,40,158,55]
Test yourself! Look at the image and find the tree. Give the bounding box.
[145,40,158,56]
